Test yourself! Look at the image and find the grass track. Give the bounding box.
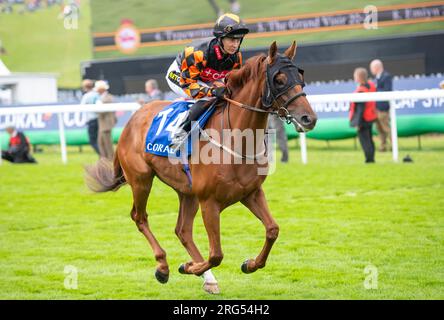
[0,136,443,299]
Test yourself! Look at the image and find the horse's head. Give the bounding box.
[262,41,317,132]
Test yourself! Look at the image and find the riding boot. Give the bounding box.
[170,99,211,150]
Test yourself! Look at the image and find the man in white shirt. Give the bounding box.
[80,79,100,154]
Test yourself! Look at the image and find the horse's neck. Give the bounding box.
[228,88,268,132]
[225,88,269,156]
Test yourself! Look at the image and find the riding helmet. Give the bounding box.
[213,13,249,39]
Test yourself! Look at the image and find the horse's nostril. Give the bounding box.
[301,115,312,125]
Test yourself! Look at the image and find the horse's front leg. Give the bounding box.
[240,187,279,273]
[184,199,223,276]
[175,193,219,294]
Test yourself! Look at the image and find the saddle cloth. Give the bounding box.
[145,100,217,158]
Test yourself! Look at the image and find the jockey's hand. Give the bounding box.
[211,86,226,99]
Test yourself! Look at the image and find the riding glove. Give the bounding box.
[211,86,227,99]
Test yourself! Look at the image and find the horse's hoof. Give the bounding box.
[155,269,169,284]
[241,259,252,274]
[203,282,220,294]
[178,264,187,274]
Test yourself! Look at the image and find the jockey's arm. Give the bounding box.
[179,47,222,99]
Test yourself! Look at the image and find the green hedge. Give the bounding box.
[285,114,444,140]
[1,114,443,149]
[0,128,124,149]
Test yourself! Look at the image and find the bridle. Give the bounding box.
[224,54,307,132]
[196,54,308,161]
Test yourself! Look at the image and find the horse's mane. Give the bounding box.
[226,54,267,93]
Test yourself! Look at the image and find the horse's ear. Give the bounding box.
[267,41,278,64]
[284,41,297,60]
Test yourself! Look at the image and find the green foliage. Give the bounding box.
[1,1,443,87]
[91,0,444,58]
[0,1,92,88]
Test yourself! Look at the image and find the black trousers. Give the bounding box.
[358,122,375,163]
[87,119,100,155]
[2,150,37,163]
[183,99,213,132]
[1,150,14,162]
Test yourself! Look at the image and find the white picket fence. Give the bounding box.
[1,89,444,165]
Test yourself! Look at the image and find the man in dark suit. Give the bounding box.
[370,59,393,152]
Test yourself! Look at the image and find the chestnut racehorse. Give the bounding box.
[85,41,317,294]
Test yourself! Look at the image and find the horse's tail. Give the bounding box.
[84,152,127,193]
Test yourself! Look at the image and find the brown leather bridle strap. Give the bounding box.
[222,88,306,116]
[222,92,307,132]
[223,96,277,114]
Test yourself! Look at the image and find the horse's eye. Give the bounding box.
[274,75,286,87]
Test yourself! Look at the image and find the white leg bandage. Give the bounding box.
[202,270,217,284]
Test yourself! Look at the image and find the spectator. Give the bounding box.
[95,80,117,160]
[80,79,100,155]
[268,115,289,163]
[370,59,393,152]
[1,126,37,163]
[440,80,444,89]
[349,68,377,163]
[138,79,164,105]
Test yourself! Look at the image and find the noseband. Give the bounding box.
[224,54,307,131]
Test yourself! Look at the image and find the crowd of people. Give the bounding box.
[0,0,70,14]
[1,9,398,166]
[80,78,167,160]
[0,52,397,167]
[2,77,165,164]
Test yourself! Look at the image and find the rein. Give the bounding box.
[199,127,267,161]
[223,92,307,132]
[223,54,308,131]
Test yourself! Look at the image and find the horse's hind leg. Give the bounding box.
[240,187,279,274]
[175,193,219,294]
[129,172,170,284]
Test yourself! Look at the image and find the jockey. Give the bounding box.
[165,13,249,148]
